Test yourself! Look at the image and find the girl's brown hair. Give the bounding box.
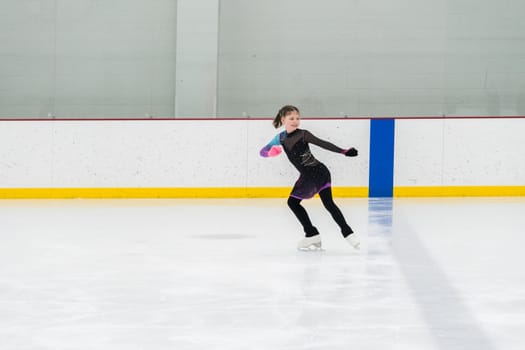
[272,105,300,128]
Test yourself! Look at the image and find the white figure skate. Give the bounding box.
[345,233,360,250]
[297,235,322,251]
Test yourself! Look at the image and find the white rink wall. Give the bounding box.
[394,118,525,187]
[1,118,524,194]
[0,119,369,189]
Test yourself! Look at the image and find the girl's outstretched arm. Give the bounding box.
[259,133,283,157]
[304,130,344,153]
[304,130,358,157]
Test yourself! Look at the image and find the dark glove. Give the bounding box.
[344,148,358,157]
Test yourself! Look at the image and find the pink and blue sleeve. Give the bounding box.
[259,134,283,157]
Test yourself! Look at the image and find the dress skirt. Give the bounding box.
[290,163,332,200]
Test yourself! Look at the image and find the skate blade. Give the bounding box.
[347,241,360,250]
[298,243,323,251]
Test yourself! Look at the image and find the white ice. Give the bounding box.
[1,197,524,350]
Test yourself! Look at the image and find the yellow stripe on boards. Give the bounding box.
[331,187,369,198]
[394,186,525,197]
[0,187,369,199]
[2,186,524,199]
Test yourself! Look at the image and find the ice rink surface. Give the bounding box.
[1,197,524,350]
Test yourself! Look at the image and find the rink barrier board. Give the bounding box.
[2,116,524,199]
[1,186,525,199]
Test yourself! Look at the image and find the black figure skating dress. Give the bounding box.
[260,129,345,199]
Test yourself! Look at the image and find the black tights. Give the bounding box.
[287,187,353,238]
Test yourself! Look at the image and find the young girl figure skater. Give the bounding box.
[260,105,360,250]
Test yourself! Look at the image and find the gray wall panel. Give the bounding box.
[218,0,525,117]
[0,0,176,118]
[1,0,524,118]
